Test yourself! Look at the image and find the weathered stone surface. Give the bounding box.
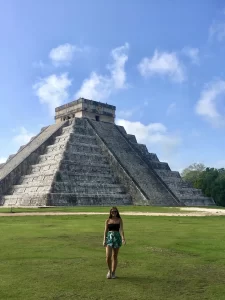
[0,122,68,205]
[88,120,182,206]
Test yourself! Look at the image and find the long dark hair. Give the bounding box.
[109,206,121,219]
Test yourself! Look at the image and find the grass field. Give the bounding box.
[0,214,225,300]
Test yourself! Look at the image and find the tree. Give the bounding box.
[181,164,225,206]
[181,163,206,177]
[181,163,206,186]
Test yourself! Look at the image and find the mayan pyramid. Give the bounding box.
[0,98,215,207]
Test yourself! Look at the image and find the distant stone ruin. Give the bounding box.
[0,98,215,207]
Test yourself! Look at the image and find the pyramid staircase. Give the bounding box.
[115,127,215,206]
[1,119,131,206]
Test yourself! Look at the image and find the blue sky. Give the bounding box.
[0,0,225,171]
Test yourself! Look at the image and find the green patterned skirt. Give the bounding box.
[106,231,122,248]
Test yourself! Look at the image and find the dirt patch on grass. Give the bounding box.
[0,208,225,217]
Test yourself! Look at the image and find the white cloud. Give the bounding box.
[138,50,185,82]
[166,102,176,115]
[49,43,84,66]
[182,47,199,64]
[195,79,225,127]
[75,72,111,101]
[0,157,6,164]
[107,43,129,89]
[209,21,225,42]
[117,109,135,118]
[33,73,72,115]
[13,127,35,145]
[116,119,181,158]
[75,43,129,101]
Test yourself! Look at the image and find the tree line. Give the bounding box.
[181,163,225,207]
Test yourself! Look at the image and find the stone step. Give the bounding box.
[46,142,67,154]
[30,161,59,174]
[38,151,107,165]
[175,187,203,197]
[38,151,64,163]
[164,179,191,189]
[70,133,97,145]
[19,172,115,186]
[146,153,159,162]
[22,170,114,182]
[62,125,94,136]
[2,193,132,207]
[61,125,74,135]
[52,182,125,194]
[73,126,95,136]
[55,133,97,145]
[180,195,210,200]
[59,161,111,174]
[63,152,107,164]
[48,193,132,206]
[59,172,115,183]
[10,182,124,195]
[2,194,48,206]
[150,161,170,170]
[11,184,51,194]
[155,170,181,178]
[74,118,88,127]
[19,172,55,185]
[66,143,102,154]
[54,134,71,144]
[29,160,111,175]
[182,198,215,206]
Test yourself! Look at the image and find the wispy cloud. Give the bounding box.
[49,43,86,66]
[75,43,129,101]
[13,127,35,145]
[32,60,46,69]
[117,109,135,119]
[209,21,225,42]
[33,43,89,69]
[116,119,181,158]
[195,79,225,127]
[138,50,185,83]
[166,102,177,115]
[182,47,199,64]
[33,73,72,116]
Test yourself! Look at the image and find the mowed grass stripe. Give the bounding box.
[0,215,225,300]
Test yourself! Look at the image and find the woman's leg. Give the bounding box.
[106,245,112,273]
[112,247,120,273]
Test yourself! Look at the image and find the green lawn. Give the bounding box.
[0,215,225,300]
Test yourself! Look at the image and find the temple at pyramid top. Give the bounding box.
[55,98,116,124]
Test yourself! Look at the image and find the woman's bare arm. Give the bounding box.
[120,218,126,244]
[103,219,109,246]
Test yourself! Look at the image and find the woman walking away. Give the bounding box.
[103,207,126,279]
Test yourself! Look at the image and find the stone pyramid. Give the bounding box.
[0,98,215,207]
